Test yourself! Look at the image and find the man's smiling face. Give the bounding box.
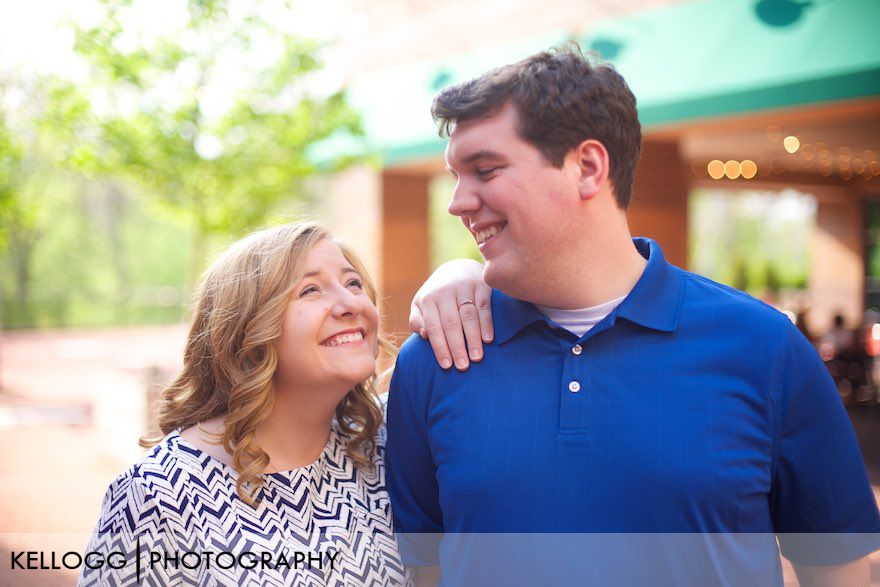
[445,103,583,301]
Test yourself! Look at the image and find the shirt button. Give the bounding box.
[572,344,583,356]
[568,381,581,393]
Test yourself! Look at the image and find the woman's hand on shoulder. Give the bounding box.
[409,258,493,371]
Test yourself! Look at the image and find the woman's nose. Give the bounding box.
[331,286,362,317]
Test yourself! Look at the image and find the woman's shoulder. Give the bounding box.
[104,430,203,495]
[93,431,228,529]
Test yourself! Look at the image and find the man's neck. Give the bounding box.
[530,226,647,310]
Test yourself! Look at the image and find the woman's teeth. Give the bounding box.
[323,331,364,346]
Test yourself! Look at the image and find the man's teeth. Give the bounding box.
[324,331,364,346]
[476,225,500,244]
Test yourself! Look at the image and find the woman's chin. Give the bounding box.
[340,360,378,388]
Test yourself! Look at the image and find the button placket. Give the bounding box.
[559,336,589,433]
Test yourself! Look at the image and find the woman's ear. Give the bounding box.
[574,139,610,201]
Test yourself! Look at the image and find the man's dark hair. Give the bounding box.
[432,43,642,209]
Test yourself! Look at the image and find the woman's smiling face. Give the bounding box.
[273,238,379,392]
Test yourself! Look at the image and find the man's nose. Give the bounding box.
[448,180,481,217]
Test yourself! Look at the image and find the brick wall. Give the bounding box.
[628,137,690,268]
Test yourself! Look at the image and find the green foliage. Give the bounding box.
[0,109,22,251]
[72,0,362,247]
[429,175,480,268]
[689,189,815,298]
[1,0,363,329]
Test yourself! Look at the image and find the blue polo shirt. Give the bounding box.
[386,238,880,585]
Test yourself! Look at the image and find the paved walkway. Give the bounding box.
[0,325,186,585]
[0,326,878,585]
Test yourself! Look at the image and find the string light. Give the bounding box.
[853,159,866,174]
[724,160,741,179]
[695,138,877,183]
[707,160,725,179]
[765,125,782,142]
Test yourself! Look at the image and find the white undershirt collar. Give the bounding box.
[536,295,627,338]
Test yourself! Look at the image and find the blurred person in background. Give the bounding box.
[826,313,856,360]
[80,221,489,586]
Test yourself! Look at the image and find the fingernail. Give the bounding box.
[483,333,494,342]
[440,359,452,369]
[455,357,468,370]
[471,350,482,361]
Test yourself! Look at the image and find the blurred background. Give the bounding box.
[1,0,878,584]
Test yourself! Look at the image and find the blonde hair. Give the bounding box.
[142,222,388,505]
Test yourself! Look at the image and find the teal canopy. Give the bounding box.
[311,0,880,166]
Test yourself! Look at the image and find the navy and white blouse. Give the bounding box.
[80,422,411,586]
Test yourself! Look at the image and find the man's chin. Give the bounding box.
[482,261,515,295]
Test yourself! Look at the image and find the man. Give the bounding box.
[387,45,880,586]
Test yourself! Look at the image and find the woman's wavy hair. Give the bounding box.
[141,221,390,505]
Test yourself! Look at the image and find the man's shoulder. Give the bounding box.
[676,266,792,327]
[392,334,446,388]
[397,332,457,371]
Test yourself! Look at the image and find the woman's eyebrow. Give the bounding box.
[301,266,358,279]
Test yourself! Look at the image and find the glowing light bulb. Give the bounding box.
[707,160,725,179]
[724,160,741,179]
[783,136,800,153]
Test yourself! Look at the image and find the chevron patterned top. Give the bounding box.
[79,422,412,586]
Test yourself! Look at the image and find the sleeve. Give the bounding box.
[770,322,880,566]
[385,335,444,566]
[78,470,171,586]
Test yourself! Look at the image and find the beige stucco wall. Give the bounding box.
[315,165,383,284]
[810,187,864,331]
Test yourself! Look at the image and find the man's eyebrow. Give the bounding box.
[447,150,505,174]
[461,150,505,164]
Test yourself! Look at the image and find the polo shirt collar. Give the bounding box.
[492,289,546,344]
[615,237,684,332]
[491,237,684,343]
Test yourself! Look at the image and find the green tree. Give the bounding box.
[1,76,116,328]
[73,0,363,281]
[0,83,44,327]
[0,106,22,253]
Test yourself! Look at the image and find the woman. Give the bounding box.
[80,222,486,586]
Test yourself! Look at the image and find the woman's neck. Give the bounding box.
[185,384,344,472]
[253,381,344,471]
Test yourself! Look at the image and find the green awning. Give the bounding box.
[311,0,880,167]
[595,0,880,125]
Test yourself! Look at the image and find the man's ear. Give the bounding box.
[574,139,610,201]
